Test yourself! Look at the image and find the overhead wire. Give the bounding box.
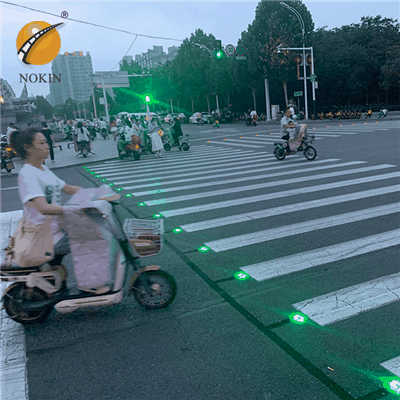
[110,35,139,72]
[0,1,184,42]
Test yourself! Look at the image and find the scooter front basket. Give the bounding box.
[123,218,164,257]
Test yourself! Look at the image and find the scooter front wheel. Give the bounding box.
[3,283,53,325]
[274,147,286,160]
[132,270,177,309]
[164,143,172,151]
[304,146,317,160]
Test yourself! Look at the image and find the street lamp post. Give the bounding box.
[193,42,220,112]
[280,2,309,119]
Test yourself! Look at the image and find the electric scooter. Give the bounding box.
[161,128,190,151]
[1,193,177,325]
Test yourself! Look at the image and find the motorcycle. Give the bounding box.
[1,135,16,173]
[273,128,317,161]
[62,127,74,142]
[365,109,372,119]
[114,135,141,161]
[245,114,257,126]
[378,108,388,118]
[100,127,109,139]
[0,192,177,325]
[161,128,190,152]
[196,117,204,126]
[76,140,93,158]
[87,125,97,141]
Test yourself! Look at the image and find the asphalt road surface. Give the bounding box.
[1,118,400,400]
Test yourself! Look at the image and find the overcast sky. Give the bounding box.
[1,0,399,98]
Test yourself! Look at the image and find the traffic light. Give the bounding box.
[215,50,224,59]
[215,39,224,60]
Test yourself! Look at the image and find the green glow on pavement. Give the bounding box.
[138,202,145,205]
[90,172,96,175]
[108,183,114,186]
[101,179,107,182]
[290,313,308,324]
[173,228,182,233]
[116,188,122,191]
[96,175,101,177]
[153,213,162,218]
[198,246,210,253]
[234,271,250,281]
[125,194,133,197]
[380,378,400,395]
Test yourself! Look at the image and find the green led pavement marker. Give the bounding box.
[234,271,250,281]
[173,228,182,233]
[290,312,308,325]
[380,378,400,395]
[101,179,107,182]
[125,194,133,197]
[198,246,210,253]
[153,213,162,218]
[138,202,145,205]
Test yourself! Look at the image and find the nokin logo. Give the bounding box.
[16,21,63,65]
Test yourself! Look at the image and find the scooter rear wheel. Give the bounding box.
[132,270,177,309]
[182,143,190,151]
[164,143,172,151]
[3,283,53,325]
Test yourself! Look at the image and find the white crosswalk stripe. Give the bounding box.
[292,271,400,326]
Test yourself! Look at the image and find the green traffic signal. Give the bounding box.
[215,50,224,59]
[145,95,151,103]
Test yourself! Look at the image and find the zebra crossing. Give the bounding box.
[1,143,399,388]
[87,144,400,380]
[199,120,399,149]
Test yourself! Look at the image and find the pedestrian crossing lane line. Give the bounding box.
[292,270,400,326]
[113,156,313,185]
[159,171,400,217]
[0,210,27,400]
[204,202,400,252]
[100,153,276,179]
[206,140,266,148]
[123,159,346,191]
[381,356,400,378]
[181,184,400,232]
[92,149,264,173]
[142,164,396,205]
[240,229,400,281]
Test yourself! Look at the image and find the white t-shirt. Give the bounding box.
[280,115,296,137]
[6,127,17,145]
[18,164,66,245]
[98,121,107,130]
[119,126,136,142]
[250,110,257,117]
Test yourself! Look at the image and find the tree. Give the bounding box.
[34,95,53,119]
[239,0,314,110]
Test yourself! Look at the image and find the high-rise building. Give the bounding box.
[119,55,133,68]
[49,51,94,106]
[0,78,16,104]
[134,45,179,70]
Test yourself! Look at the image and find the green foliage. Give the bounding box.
[34,95,53,119]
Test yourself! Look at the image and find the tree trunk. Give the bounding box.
[251,88,257,111]
[283,81,288,108]
[206,95,210,114]
[191,97,194,113]
[227,93,230,108]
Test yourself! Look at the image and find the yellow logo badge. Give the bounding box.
[16,21,63,66]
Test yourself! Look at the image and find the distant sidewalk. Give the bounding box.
[259,110,400,125]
